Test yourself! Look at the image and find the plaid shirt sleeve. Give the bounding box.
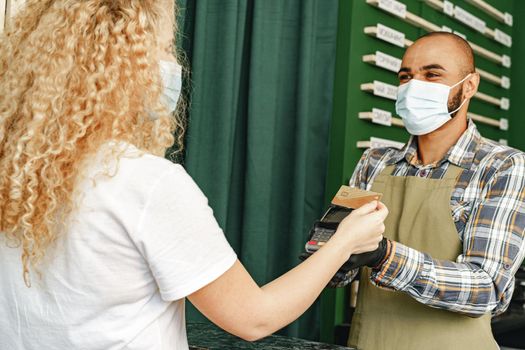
[370,153,525,316]
[349,149,372,190]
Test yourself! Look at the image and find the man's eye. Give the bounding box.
[398,75,411,81]
[426,72,439,78]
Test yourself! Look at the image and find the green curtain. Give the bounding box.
[176,0,339,340]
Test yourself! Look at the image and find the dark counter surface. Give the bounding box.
[187,322,356,350]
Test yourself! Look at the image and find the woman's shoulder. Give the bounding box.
[86,141,189,192]
[102,142,212,215]
[105,139,181,166]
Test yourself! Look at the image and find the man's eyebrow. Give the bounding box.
[421,64,446,71]
[398,67,411,74]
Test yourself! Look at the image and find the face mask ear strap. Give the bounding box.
[448,73,473,115]
[448,94,469,115]
[450,73,472,89]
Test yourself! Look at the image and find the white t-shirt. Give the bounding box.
[0,142,237,350]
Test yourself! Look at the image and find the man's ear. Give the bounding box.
[463,72,480,99]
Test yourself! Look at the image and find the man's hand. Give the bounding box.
[345,237,391,270]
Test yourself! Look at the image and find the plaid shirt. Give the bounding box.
[342,121,525,317]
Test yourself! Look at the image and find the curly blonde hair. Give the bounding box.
[0,0,185,286]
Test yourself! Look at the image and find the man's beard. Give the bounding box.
[448,87,464,118]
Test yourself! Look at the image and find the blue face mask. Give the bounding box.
[395,74,471,136]
[159,60,182,114]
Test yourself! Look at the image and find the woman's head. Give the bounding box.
[0,0,184,285]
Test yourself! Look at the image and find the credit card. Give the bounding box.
[331,185,382,209]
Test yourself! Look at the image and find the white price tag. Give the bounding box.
[373,80,398,101]
[375,51,402,73]
[378,0,407,19]
[500,118,509,131]
[370,137,405,150]
[499,139,508,146]
[494,29,512,47]
[376,23,406,48]
[443,0,454,16]
[372,108,393,127]
[453,6,486,34]
[441,26,452,33]
[501,76,510,89]
[502,55,511,68]
[500,98,510,111]
[504,13,513,26]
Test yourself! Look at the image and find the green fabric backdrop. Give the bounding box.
[176,0,339,339]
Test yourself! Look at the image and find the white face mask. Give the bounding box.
[159,59,182,113]
[395,74,471,136]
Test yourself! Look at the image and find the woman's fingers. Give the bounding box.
[352,200,379,216]
[370,202,389,221]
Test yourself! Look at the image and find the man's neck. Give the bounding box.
[416,114,468,166]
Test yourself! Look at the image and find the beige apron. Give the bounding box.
[348,164,498,350]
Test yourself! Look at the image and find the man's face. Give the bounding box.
[398,36,467,114]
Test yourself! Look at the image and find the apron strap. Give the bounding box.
[380,163,463,180]
[443,163,464,181]
[383,164,397,176]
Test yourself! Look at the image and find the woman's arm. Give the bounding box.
[188,201,387,341]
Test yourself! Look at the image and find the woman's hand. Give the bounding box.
[332,201,388,257]
[188,201,389,342]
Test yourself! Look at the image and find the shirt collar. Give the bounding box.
[446,119,482,168]
[389,120,482,169]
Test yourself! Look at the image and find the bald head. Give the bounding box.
[415,32,475,76]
